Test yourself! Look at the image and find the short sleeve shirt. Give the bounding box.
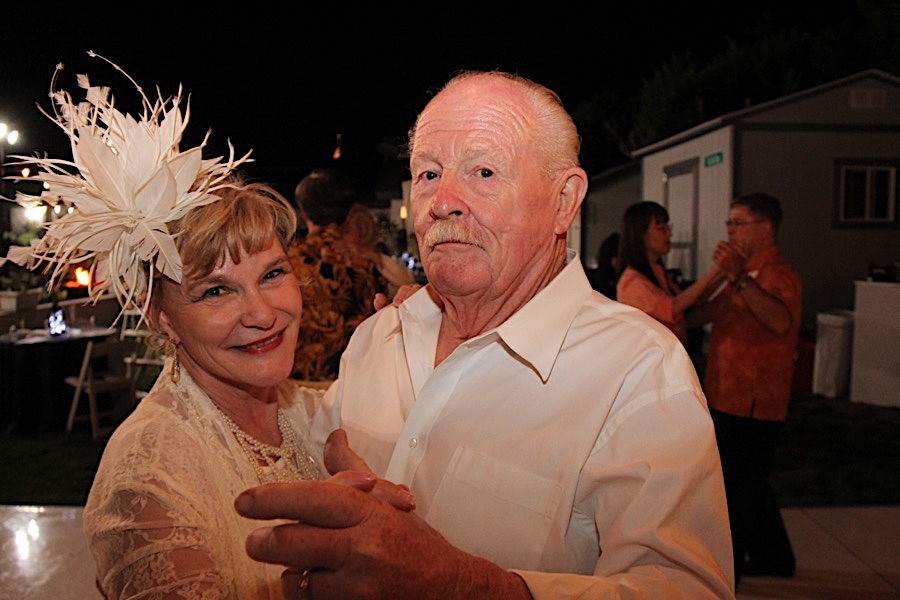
[617,264,687,346]
[703,245,802,421]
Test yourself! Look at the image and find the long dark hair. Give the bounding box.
[617,201,670,290]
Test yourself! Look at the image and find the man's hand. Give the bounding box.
[712,241,746,281]
[236,483,452,598]
[235,428,529,598]
[236,478,529,599]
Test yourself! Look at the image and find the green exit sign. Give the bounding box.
[704,151,724,167]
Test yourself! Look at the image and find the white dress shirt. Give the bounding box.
[312,250,735,598]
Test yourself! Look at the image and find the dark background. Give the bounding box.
[0,2,883,203]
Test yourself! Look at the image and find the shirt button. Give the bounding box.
[408,437,418,449]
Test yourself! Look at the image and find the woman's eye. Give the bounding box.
[478,168,494,178]
[201,286,224,299]
[423,171,438,181]
[264,268,285,281]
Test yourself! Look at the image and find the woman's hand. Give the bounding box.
[236,468,526,600]
[373,283,423,311]
[323,429,415,511]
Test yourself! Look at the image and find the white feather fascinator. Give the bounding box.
[3,52,252,317]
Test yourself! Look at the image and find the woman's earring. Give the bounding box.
[168,340,181,384]
[170,352,181,384]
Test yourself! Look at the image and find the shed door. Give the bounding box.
[663,158,699,281]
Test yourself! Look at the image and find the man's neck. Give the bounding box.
[432,248,569,365]
[746,239,778,267]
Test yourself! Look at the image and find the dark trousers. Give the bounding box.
[711,409,795,585]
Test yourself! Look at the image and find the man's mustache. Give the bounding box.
[422,222,484,250]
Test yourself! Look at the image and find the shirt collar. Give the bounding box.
[496,249,592,382]
[394,250,593,383]
[745,244,780,272]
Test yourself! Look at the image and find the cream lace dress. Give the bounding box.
[83,360,326,599]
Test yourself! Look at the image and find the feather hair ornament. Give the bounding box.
[1,51,252,320]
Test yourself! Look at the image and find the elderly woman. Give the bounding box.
[82,177,332,598]
[5,55,411,599]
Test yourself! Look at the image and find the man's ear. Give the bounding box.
[554,167,588,234]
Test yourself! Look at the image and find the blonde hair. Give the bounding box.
[145,175,296,334]
[168,176,297,281]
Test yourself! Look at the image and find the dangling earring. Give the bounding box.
[168,340,181,384]
[171,352,181,384]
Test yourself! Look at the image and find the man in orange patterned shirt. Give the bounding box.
[690,192,802,586]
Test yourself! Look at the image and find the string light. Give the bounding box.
[24,203,47,223]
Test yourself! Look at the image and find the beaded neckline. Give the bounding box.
[214,405,321,484]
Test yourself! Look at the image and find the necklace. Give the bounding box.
[215,405,322,484]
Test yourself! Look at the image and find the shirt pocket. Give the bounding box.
[425,445,563,569]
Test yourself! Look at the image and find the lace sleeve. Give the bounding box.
[94,487,231,599]
[86,374,323,599]
[85,407,237,599]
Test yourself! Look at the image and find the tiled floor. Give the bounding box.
[1,504,898,599]
[737,506,900,599]
[0,505,99,599]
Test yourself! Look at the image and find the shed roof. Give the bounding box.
[630,68,900,158]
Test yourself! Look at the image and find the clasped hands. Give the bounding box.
[712,241,747,281]
[235,429,466,599]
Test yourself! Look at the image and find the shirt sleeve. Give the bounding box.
[756,261,803,316]
[512,388,735,599]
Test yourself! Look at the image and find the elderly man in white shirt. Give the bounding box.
[237,70,735,599]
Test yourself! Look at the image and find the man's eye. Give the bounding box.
[423,171,438,181]
[478,168,494,178]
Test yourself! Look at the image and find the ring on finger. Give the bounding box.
[297,568,312,600]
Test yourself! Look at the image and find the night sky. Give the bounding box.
[0,4,861,202]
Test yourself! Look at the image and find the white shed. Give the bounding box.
[617,68,900,330]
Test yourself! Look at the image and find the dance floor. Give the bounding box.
[1,503,897,599]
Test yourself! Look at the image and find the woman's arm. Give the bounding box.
[672,266,727,318]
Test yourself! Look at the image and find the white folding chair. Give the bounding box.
[119,309,165,399]
[64,337,137,439]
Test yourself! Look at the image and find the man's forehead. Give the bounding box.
[415,97,532,153]
[424,74,530,118]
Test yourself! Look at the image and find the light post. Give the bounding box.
[0,121,21,253]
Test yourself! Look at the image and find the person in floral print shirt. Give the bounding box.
[288,167,390,381]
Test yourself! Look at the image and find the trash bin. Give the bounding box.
[812,309,854,398]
